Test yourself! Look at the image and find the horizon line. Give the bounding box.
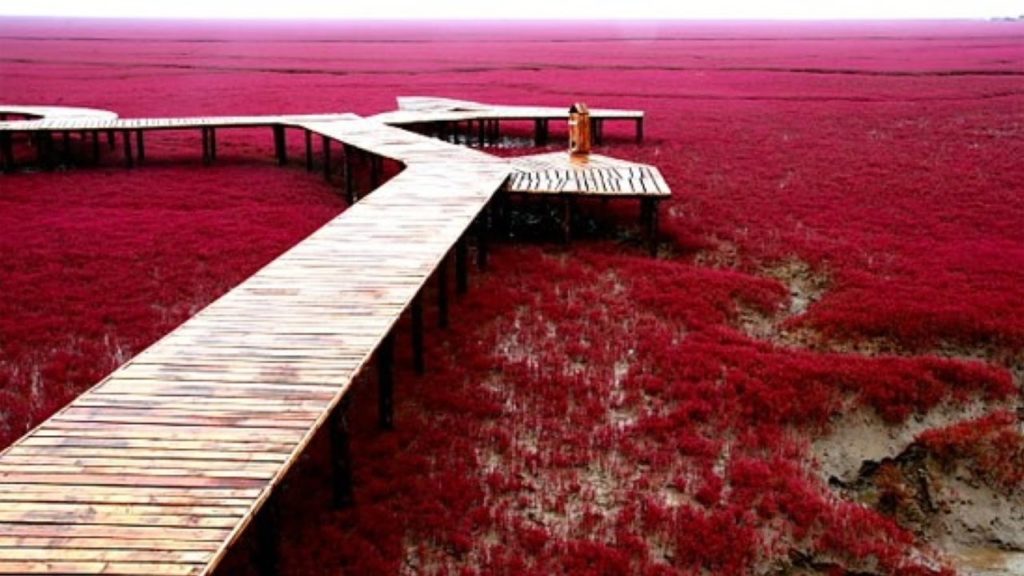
[1,15,1021,22]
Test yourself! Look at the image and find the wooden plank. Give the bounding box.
[0,473,269,489]
[0,549,211,563]
[17,436,295,454]
[0,524,229,542]
[0,484,259,502]
[0,561,199,575]
[0,537,214,552]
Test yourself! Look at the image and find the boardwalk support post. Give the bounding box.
[534,118,549,146]
[490,119,500,145]
[330,397,354,508]
[122,130,133,169]
[1,132,13,173]
[91,130,100,165]
[437,255,449,328]
[412,291,424,375]
[377,332,395,430]
[39,132,55,171]
[210,128,217,162]
[343,145,355,203]
[304,129,314,172]
[476,207,489,271]
[201,128,210,165]
[455,235,469,295]
[135,130,145,163]
[255,494,280,576]
[562,196,573,244]
[591,118,604,145]
[273,125,287,165]
[106,129,116,150]
[641,198,659,257]
[322,136,331,183]
[636,117,644,143]
[370,155,382,189]
[61,131,72,166]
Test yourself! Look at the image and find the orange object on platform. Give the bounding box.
[568,102,591,156]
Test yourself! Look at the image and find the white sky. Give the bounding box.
[0,0,1020,20]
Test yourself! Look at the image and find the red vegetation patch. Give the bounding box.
[249,245,1005,575]
[0,166,344,445]
[918,411,1024,493]
[1,18,1022,575]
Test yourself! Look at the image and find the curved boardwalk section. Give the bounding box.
[0,115,509,575]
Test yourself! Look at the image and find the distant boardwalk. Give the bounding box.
[0,100,669,575]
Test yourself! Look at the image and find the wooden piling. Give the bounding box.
[273,125,287,165]
[201,128,210,165]
[343,145,355,204]
[61,131,72,166]
[322,136,331,183]
[135,131,145,163]
[562,196,573,244]
[437,255,449,328]
[534,118,549,146]
[377,332,395,430]
[370,155,382,189]
[476,208,489,271]
[0,131,13,173]
[644,198,659,257]
[91,130,100,164]
[304,129,313,172]
[412,292,424,375]
[330,398,354,508]
[455,236,469,295]
[122,130,133,169]
[39,132,55,171]
[255,495,280,576]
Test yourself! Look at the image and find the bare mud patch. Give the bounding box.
[818,404,1024,575]
[736,257,830,348]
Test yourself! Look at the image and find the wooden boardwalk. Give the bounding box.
[0,101,668,574]
[0,113,508,575]
[372,97,645,145]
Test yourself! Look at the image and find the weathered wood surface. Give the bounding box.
[0,97,640,134]
[0,105,118,123]
[0,112,357,133]
[0,114,508,575]
[0,102,668,573]
[507,152,671,197]
[373,96,644,124]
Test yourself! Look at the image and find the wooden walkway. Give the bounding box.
[0,112,358,171]
[0,113,508,575]
[0,101,668,574]
[0,97,646,172]
[371,96,644,146]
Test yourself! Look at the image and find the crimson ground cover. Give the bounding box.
[0,165,346,444]
[1,18,1022,574]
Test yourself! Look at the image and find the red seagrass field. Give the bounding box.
[1,18,1023,575]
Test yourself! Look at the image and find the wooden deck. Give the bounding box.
[507,151,670,197]
[0,101,669,573]
[505,152,668,254]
